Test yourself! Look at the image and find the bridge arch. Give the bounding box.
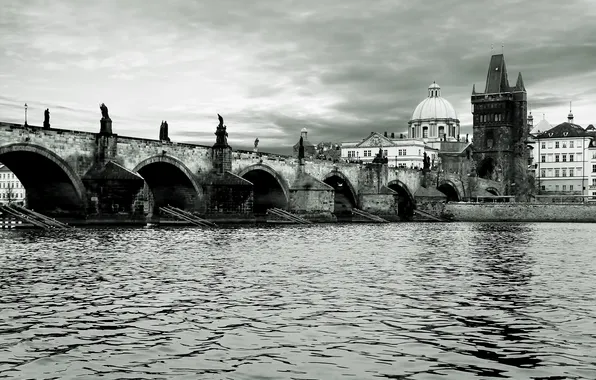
[323,170,358,214]
[437,180,462,202]
[133,155,203,213]
[486,187,500,196]
[237,164,289,213]
[387,179,415,220]
[0,143,87,215]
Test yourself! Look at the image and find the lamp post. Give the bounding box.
[24,103,28,126]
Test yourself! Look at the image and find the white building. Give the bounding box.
[0,164,26,205]
[340,82,467,168]
[534,112,594,196]
[408,82,461,148]
[341,132,438,168]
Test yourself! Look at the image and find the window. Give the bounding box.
[541,169,546,177]
[556,185,560,191]
[570,169,574,177]
[563,185,567,191]
[570,154,574,162]
[555,155,560,162]
[541,185,546,191]
[548,142,553,149]
[555,142,560,148]
[593,164,596,173]
[562,142,567,148]
[555,169,560,177]
[419,150,421,156]
[541,142,546,149]
[570,185,574,191]
[562,169,567,177]
[563,154,567,162]
[541,155,546,163]
[570,141,574,148]
[422,127,428,138]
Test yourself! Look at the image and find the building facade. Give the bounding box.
[471,53,529,197]
[341,132,438,168]
[534,113,594,197]
[0,164,26,205]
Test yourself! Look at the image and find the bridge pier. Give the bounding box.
[357,164,400,221]
[288,166,336,222]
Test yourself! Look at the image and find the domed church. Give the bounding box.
[408,82,460,145]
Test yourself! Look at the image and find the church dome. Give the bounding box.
[410,82,458,121]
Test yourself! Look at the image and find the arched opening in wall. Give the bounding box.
[323,174,357,218]
[486,187,500,196]
[0,146,85,217]
[387,181,415,221]
[437,182,461,202]
[241,169,287,214]
[136,161,201,213]
[477,157,496,180]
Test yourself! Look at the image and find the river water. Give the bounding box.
[1,222,595,379]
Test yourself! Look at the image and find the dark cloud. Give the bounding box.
[1,0,595,155]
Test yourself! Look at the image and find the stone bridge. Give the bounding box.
[0,120,499,222]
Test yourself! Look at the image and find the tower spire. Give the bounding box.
[568,101,574,123]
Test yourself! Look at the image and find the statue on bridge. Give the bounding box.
[99,103,112,134]
[422,152,431,172]
[43,108,50,129]
[298,136,305,161]
[159,120,170,142]
[372,147,388,164]
[254,138,259,149]
[100,103,110,120]
[214,113,228,146]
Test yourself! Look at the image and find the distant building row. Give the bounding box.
[0,164,26,205]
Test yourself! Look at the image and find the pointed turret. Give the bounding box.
[484,54,510,93]
[514,72,525,91]
[472,83,476,95]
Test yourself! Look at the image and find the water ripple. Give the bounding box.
[1,223,596,379]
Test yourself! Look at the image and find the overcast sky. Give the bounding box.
[1,0,595,154]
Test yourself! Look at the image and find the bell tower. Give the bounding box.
[471,54,528,197]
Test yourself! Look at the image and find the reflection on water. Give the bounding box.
[1,223,596,379]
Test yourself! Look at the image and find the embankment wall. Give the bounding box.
[444,202,596,222]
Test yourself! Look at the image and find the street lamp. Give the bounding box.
[24,103,28,126]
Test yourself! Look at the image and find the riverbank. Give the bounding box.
[443,201,596,222]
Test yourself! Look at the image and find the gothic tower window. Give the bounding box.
[486,130,494,149]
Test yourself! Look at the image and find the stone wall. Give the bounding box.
[115,136,212,174]
[444,202,596,222]
[0,124,96,176]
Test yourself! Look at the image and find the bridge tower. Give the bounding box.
[471,53,529,197]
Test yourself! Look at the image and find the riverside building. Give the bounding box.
[534,110,595,198]
[0,164,26,205]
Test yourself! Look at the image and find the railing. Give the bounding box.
[267,208,312,224]
[0,204,71,229]
[352,209,389,223]
[159,206,217,227]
